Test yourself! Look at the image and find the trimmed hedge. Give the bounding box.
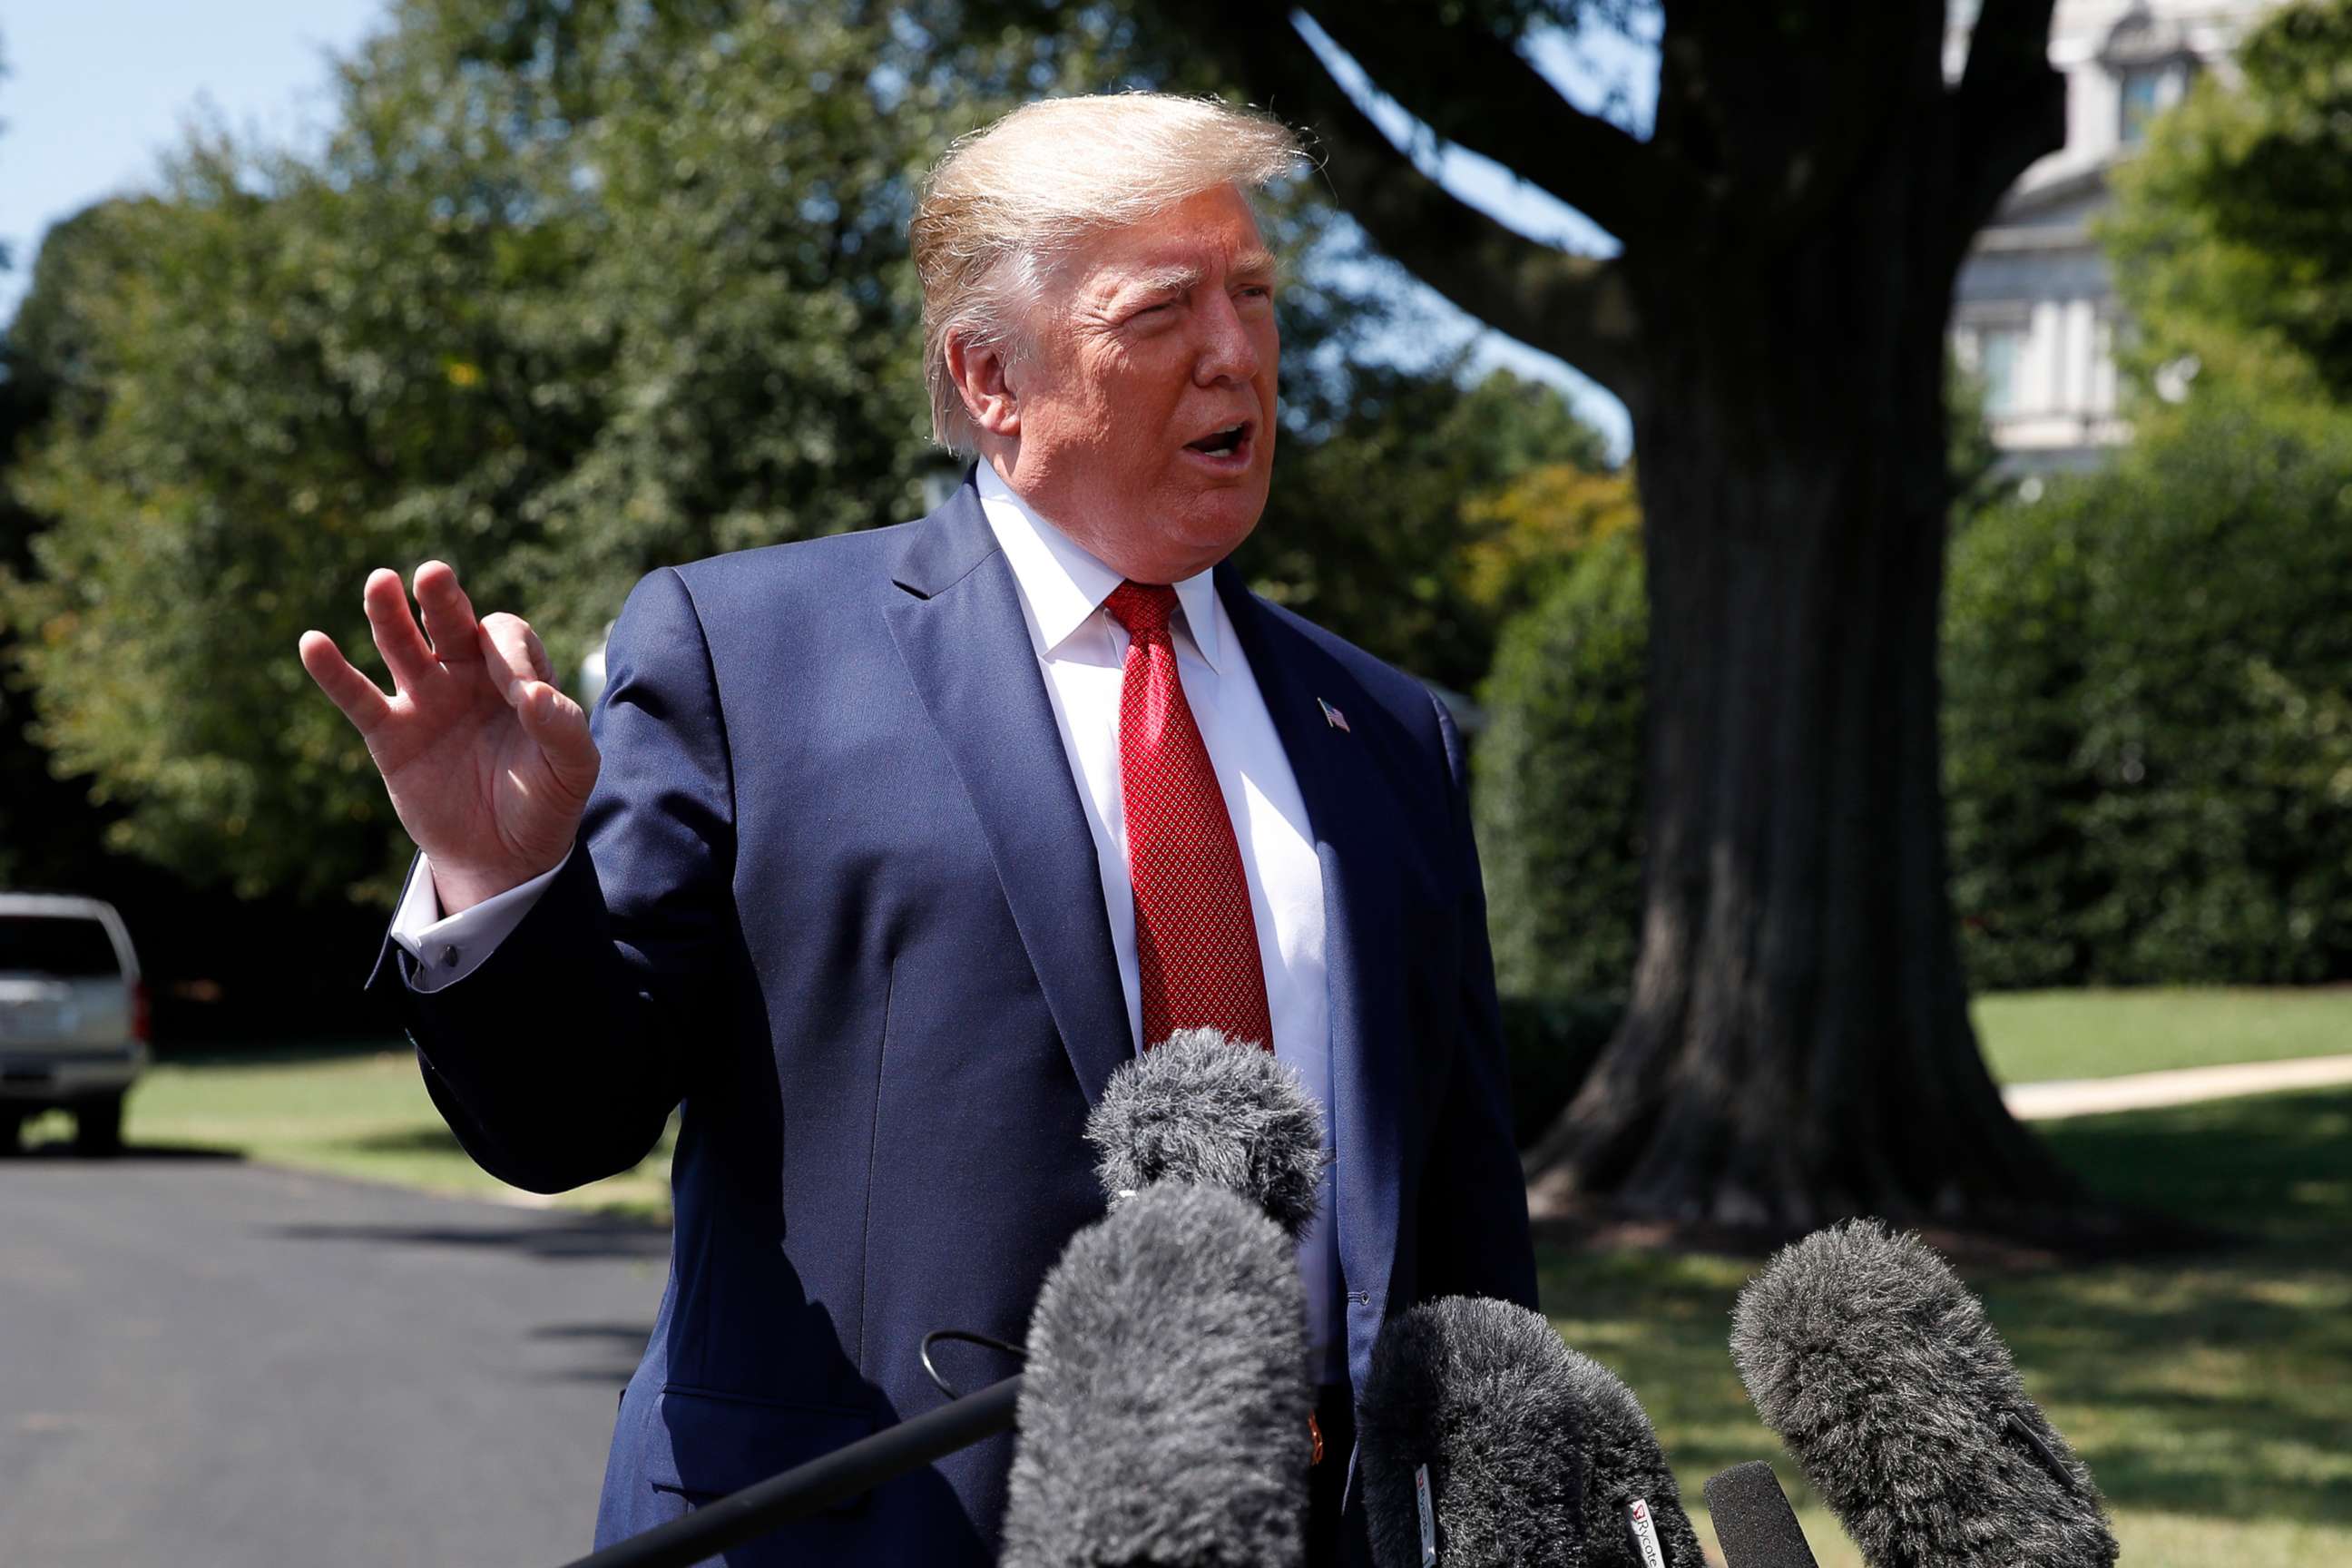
[1947,391,2352,986]
[1473,528,1647,1008]
[1474,387,2352,1027]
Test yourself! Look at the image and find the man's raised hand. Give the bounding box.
[298,562,599,915]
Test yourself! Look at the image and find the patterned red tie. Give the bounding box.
[1103,581,1275,1053]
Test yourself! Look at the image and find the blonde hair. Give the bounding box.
[911,93,1308,453]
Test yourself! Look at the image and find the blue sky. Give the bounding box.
[0,2,1637,452]
[0,0,387,310]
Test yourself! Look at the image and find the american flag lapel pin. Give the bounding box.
[1318,697,1351,733]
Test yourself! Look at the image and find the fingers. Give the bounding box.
[413,560,481,665]
[479,612,599,793]
[298,630,393,735]
[478,611,557,695]
[534,683,602,795]
[363,567,437,691]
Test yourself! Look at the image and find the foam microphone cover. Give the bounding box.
[1730,1220,2119,1568]
[999,1181,1310,1568]
[1086,1026,1326,1240]
[1702,1462,1820,1568]
[1357,1297,1703,1568]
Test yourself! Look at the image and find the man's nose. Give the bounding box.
[1193,291,1261,386]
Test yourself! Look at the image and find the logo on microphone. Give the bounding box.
[1626,1497,1669,1568]
[1415,1464,1436,1566]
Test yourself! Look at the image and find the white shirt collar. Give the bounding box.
[974,461,1224,673]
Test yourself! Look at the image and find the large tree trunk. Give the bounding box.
[1525,57,2075,1233]
[1153,0,2084,1231]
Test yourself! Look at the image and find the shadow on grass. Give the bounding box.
[344,1123,468,1155]
[5,1140,247,1163]
[1536,1086,2352,1530]
[154,1037,410,1070]
[274,1217,670,1264]
[529,1320,658,1385]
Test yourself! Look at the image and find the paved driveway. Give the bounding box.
[0,1152,669,1567]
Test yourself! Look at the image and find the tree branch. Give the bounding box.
[1182,0,1645,399]
[1299,2,1705,250]
[1947,0,2066,248]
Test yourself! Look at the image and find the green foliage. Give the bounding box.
[1,203,142,888]
[1945,387,2352,986]
[1498,990,1622,1148]
[1943,481,2102,989]
[0,1,1198,900]
[1472,526,1646,1004]
[2103,0,2352,399]
[0,0,1609,901]
[1469,387,2352,1002]
[1243,364,1613,694]
[1948,0,2352,988]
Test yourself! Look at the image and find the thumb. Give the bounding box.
[514,679,600,796]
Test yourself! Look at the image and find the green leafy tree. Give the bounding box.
[0,2,1157,900]
[1245,363,1613,694]
[1475,526,1646,1005]
[2,197,148,887]
[2104,0,2352,401]
[1939,0,2352,989]
[1946,387,2352,987]
[9,3,958,898]
[3,0,1609,904]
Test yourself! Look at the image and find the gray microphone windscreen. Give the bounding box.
[1000,1181,1310,1568]
[1702,1462,1820,1568]
[1357,1297,1703,1568]
[1086,1026,1326,1240]
[1730,1220,2119,1568]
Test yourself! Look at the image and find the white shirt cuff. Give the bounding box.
[387,849,572,994]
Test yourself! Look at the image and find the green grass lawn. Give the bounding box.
[36,1039,678,1220]
[1542,1084,2352,1568]
[63,985,2346,1215]
[1974,985,2352,1083]
[48,993,2350,1568]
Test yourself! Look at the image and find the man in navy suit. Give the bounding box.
[299,93,1534,1565]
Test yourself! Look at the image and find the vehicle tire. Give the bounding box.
[0,1109,24,1156]
[73,1093,125,1158]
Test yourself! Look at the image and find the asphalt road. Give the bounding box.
[0,1150,670,1568]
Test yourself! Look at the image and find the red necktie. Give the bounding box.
[1103,582,1275,1053]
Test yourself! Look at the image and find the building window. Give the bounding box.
[1979,327,2025,416]
[2119,64,2171,144]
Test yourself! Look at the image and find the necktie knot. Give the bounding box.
[1105,581,1180,642]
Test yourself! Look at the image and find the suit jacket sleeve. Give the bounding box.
[1413,692,1541,1310]
[366,566,735,1192]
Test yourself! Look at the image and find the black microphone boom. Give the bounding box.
[999,1181,1312,1568]
[1730,1220,2120,1568]
[1357,1296,1703,1568]
[553,1375,1021,1568]
[561,1034,1323,1568]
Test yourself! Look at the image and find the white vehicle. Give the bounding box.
[0,894,148,1155]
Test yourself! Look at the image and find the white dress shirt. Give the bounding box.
[390,463,1344,1380]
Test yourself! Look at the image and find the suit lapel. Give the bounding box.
[1217,566,1409,1377]
[884,481,1135,1104]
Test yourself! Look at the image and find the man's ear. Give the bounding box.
[944,329,1021,439]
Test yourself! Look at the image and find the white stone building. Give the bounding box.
[1945,0,2278,474]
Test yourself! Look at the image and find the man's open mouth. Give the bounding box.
[1184,421,1253,460]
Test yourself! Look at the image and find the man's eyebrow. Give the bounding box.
[1121,250,1281,299]
[1125,262,1208,298]
[1230,249,1280,283]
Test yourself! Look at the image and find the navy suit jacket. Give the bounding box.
[369,475,1536,1563]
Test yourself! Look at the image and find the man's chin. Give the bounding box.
[1165,490,1267,568]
